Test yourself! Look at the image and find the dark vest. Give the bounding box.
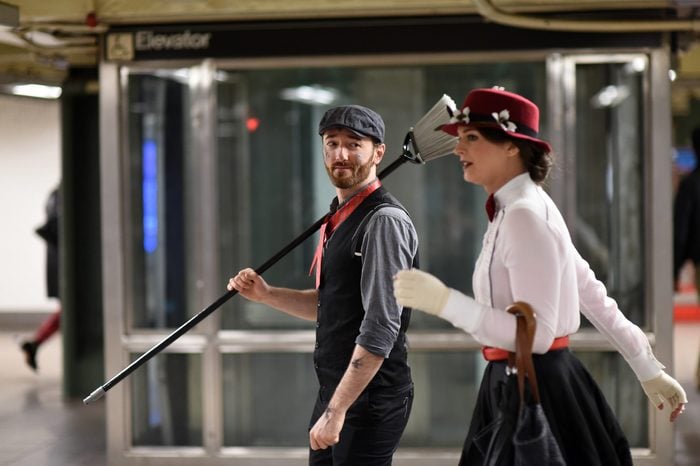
[313,186,416,392]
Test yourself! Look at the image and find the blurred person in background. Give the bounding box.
[673,126,700,390]
[673,127,700,295]
[20,186,61,372]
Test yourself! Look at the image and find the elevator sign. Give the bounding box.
[106,29,214,61]
[135,30,212,52]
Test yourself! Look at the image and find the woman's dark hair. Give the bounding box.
[477,126,554,185]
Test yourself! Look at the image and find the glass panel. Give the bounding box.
[222,352,317,446]
[406,350,648,449]
[402,350,482,447]
[215,62,547,330]
[130,352,203,446]
[219,350,646,449]
[221,350,481,448]
[125,69,199,330]
[573,59,646,326]
[574,351,648,447]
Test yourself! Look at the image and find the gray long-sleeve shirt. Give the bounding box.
[355,206,418,357]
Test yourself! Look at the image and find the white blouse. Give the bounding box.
[440,173,663,382]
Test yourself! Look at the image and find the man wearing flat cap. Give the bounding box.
[229,105,418,465]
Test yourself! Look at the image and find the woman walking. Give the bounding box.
[393,87,687,465]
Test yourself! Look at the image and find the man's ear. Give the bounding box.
[373,143,386,164]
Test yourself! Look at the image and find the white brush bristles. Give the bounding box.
[411,94,459,162]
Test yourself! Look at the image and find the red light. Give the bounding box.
[86,12,98,28]
[246,117,260,132]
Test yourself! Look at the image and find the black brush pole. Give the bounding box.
[83,152,413,404]
[377,151,410,179]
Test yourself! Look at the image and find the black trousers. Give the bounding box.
[308,383,413,466]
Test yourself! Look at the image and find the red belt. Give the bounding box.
[481,335,570,361]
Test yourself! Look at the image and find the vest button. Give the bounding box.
[315,342,319,348]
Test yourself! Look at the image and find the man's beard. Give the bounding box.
[325,155,375,189]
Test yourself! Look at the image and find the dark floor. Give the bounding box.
[0,324,698,466]
[0,332,105,466]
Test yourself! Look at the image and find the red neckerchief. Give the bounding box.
[486,194,496,222]
[309,179,382,288]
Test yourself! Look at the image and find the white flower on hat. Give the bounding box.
[447,106,470,125]
[492,109,517,132]
[492,86,505,91]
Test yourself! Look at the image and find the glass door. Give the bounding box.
[121,64,214,450]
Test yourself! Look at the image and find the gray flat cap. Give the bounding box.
[318,105,385,143]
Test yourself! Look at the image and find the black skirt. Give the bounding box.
[460,349,633,466]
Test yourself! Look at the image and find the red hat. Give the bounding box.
[438,87,552,153]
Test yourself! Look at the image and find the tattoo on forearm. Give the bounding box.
[351,357,365,370]
[324,406,334,419]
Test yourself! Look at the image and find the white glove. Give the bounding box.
[641,371,688,422]
[393,269,450,315]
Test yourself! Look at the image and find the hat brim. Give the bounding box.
[438,121,552,154]
[320,124,383,143]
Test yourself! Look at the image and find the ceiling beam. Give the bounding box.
[0,1,19,27]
